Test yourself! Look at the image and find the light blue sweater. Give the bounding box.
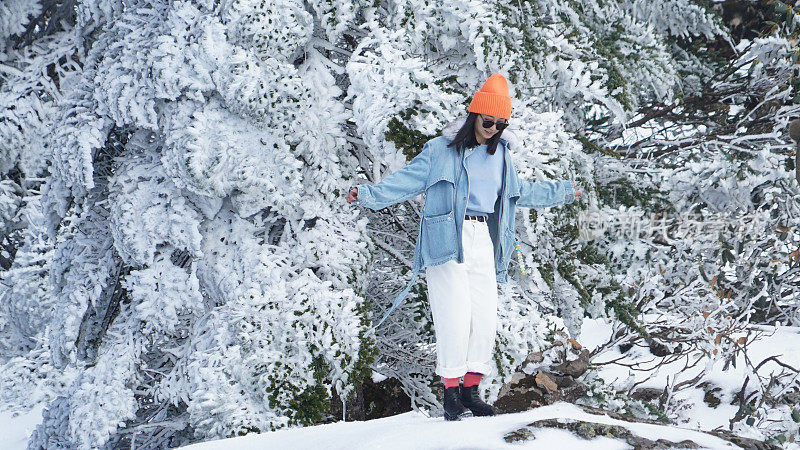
[465,143,504,217]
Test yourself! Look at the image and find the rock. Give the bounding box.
[496,341,592,412]
[495,372,587,413]
[494,385,546,414]
[788,118,800,141]
[647,339,671,357]
[498,371,537,399]
[550,348,590,378]
[534,372,558,394]
[503,418,702,449]
[697,381,724,408]
[707,430,782,450]
[502,407,780,450]
[581,404,779,448]
[630,387,663,402]
[509,372,525,384]
[558,380,587,403]
[547,373,575,389]
[511,370,536,388]
[503,427,534,443]
[497,384,510,399]
[580,404,669,425]
[524,351,544,364]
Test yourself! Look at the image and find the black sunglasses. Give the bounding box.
[480,116,509,131]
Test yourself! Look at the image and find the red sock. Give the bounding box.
[463,372,482,387]
[444,377,460,388]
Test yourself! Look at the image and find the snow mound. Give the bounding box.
[179,402,735,450]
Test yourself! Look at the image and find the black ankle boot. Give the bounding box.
[459,384,495,416]
[443,386,473,421]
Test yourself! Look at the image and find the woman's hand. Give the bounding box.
[574,189,582,200]
[345,187,358,203]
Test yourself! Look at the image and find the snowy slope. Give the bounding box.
[0,404,43,450]
[178,402,736,450]
[580,318,800,440]
[175,318,799,450]
[3,319,796,449]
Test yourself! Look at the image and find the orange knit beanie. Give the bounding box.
[468,73,512,120]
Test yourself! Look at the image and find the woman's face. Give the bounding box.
[473,114,507,144]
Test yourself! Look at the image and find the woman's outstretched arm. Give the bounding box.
[346,140,434,210]
[517,179,578,209]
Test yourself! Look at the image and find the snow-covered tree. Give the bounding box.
[3,1,374,448]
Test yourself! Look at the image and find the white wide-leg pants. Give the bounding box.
[425,218,498,378]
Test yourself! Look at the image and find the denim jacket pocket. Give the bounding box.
[423,210,457,260]
[423,176,456,217]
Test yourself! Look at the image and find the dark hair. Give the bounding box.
[446,112,504,155]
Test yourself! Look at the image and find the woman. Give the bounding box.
[345,73,582,421]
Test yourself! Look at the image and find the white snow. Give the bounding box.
[3,318,796,449]
[178,402,735,450]
[0,404,43,450]
[371,370,388,383]
[580,318,800,445]
[581,317,800,396]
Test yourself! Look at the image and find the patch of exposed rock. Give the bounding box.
[495,337,590,413]
[501,405,781,450]
[503,418,701,449]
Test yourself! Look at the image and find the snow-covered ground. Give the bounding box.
[580,317,800,439]
[179,402,735,450]
[2,318,797,449]
[178,319,800,449]
[0,404,43,450]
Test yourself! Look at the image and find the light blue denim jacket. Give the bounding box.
[350,126,575,327]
